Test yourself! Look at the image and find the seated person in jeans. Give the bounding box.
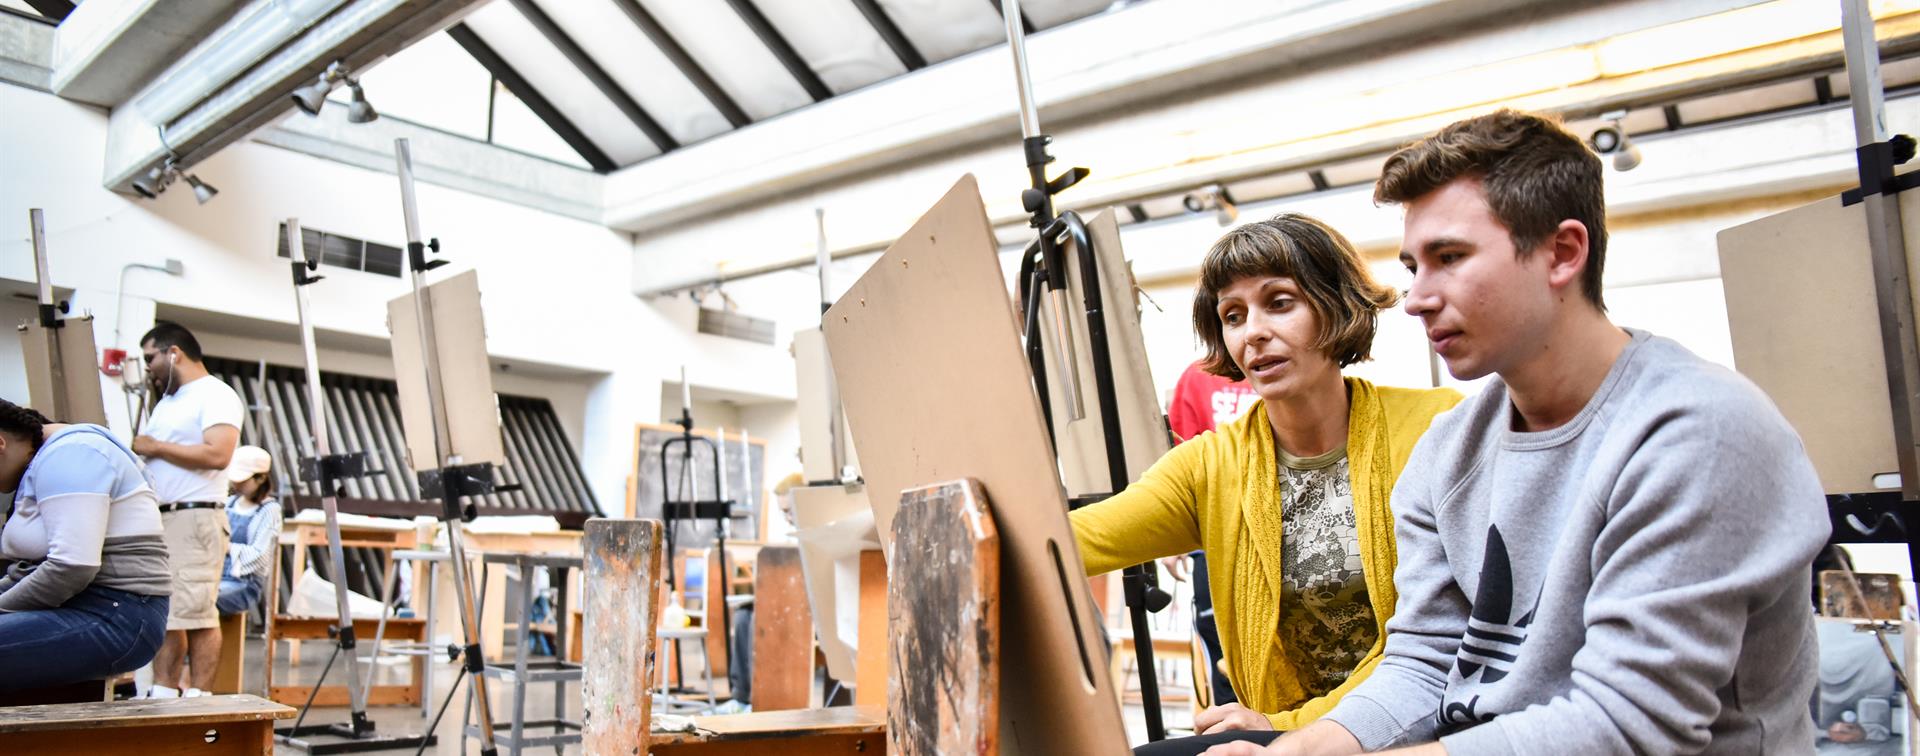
[216,445,280,618]
[0,399,172,692]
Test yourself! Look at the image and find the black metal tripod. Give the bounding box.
[998,0,1173,741]
[656,393,736,703]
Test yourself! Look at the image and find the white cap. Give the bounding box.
[225,445,273,483]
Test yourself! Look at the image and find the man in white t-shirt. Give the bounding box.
[131,322,242,699]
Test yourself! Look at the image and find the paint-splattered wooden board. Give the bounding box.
[752,545,814,711]
[823,174,1131,754]
[888,479,999,756]
[583,518,664,756]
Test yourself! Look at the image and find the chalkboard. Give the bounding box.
[630,423,766,546]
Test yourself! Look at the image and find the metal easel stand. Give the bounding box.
[998,0,1172,741]
[1833,0,1920,578]
[274,218,435,754]
[654,387,736,712]
[26,209,75,422]
[384,138,505,756]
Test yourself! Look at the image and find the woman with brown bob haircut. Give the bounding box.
[1071,213,1461,754]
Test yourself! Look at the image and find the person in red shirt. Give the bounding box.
[1169,361,1259,442]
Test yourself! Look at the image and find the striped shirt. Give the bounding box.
[223,495,281,581]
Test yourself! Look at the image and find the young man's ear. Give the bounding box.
[1544,219,1591,295]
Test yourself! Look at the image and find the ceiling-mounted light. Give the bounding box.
[345,79,378,123]
[1589,110,1643,172]
[183,173,219,205]
[129,164,166,199]
[1182,184,1239,226]
[292,61,347,116]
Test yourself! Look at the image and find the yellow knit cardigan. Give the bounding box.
[1070,377,1460,730]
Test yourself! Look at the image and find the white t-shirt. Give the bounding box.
[144,374,244,503]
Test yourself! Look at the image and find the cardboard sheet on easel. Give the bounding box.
[823,175,1130,755]
[386,269,506,471]
[20,315,107,425]
[1038,211,1172,497]
[1718,191,1920,495]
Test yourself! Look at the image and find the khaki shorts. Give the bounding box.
[161,507,229,630]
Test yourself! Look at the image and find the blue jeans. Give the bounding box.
[216,575,263,616]
[0,585,168,692]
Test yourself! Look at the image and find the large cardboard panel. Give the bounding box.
[1039,211,1173,497]
[19,315,107,425]
[386,270,505,471]
[1718,192,1920,495]
[823,175,1129,755]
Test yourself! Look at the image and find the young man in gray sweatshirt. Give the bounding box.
[1208,110,1829,755]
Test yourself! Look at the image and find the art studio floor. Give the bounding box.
[246,634,1189,753]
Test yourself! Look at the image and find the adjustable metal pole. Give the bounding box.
[1002,0,1085,421]
[395,138,499,754]
[1843,0,1920,501]
[288,218,375,722]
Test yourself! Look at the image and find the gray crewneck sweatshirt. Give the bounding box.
[1323,329,1828,754]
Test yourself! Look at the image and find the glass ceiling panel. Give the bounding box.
[530,0,729,146]
[464,0,660,164]
[752,0,906,94]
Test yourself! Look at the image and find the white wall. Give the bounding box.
[0,296,35,403]
[0,81,797,510]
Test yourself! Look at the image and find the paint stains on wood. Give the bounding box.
[889,478,999,756]
[583,518,664,756]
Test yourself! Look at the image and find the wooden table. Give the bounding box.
[649,705,886,755]
[455,530,585,658]
[268,518,423,705]
[274,518,420,666]
[0,694,295,755]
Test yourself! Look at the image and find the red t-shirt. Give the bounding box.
[1167,361,1258,441]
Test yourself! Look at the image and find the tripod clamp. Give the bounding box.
[418,462,503,523]
[1843,134,1918,206]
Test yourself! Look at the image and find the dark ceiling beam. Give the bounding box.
[23,1,74,21]
[723,0,832,102]
[985,0,1035,37]
[610,0,750,129]
[446,24,618,173]
[847,0,926,71]
[506,0,679,153]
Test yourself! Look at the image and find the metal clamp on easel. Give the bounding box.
[657,368,736,707]
[997,0,1173,742]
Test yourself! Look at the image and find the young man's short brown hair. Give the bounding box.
[1375,108,1608,310]
[1192,213,1398,379]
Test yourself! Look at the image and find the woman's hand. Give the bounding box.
[1194,702,1275,735]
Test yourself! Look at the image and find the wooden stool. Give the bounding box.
[0,694,295,754]
[648,705,886,755]
[211,611,247,695]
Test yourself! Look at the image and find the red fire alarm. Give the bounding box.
[101,348,126,377]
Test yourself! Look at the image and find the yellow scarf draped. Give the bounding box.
[1070,377,1460,728]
